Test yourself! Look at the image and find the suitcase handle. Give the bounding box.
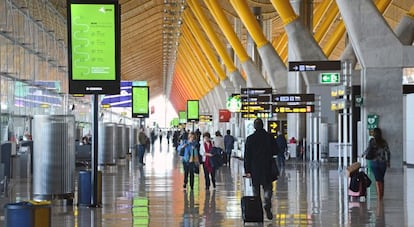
[243,176,254,196]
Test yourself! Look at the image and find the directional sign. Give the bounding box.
[288,60,341,72]
[273,94,315,103]
[320,73,340,84]
[199,115,213,122]
[268,120,280,138]
[274,105,314,113]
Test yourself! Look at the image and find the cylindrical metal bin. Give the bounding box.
[4,202,33,227]
[29,200,51,227]
[123,126,130,157]
[130,127,138,154]
[98,123,116,165]
[78,170,91,206]
[116,124,126,159]
[32,115,75,201]
[78,170,102,206]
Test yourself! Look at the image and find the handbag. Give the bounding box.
[190,148,200,174]
[271,158,279,181]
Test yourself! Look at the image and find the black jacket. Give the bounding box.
[244,129,280,186]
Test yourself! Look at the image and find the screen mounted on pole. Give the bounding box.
[67,0,120,94]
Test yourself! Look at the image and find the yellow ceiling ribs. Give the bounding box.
[181,27,216,89]
[174,63,199,100]
[184,11,223,83]
[180,31,216,93]
[176,60,204,99]
[186,0,239,77]
[178,45,211,98]
[313,2,339,43]
[229,0,268,49]
[323,0,392,56]
[176,51,204,98]
[203,0,250,64]
[171,75,188,104]
[171,71,189,104]
[408,6,414,18]
[313,0,333,28]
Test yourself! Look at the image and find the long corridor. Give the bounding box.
[1,141,412,226]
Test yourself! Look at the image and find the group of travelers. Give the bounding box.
[177,129,236,191]
[138,120,391,221]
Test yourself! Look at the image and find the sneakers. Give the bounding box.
[265,208,273,220]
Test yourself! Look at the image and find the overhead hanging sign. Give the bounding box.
[131,86,149,118]
[187,100,199,122]
[288,60,341,72]
[67,0,120,94]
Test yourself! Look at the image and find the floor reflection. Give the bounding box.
[0,141,412,226]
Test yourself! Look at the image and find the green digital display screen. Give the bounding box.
[132,86,149,118]
[179,111,187,124]
[70,4,115,80]
[67,0,120,94]
[187,100,199,121]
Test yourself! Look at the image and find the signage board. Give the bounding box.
[67,0,120,94]
[320,73,341,84]
[187,100,199,122]
[219,109,231,122]
[226,94,241,112]
[274,105,314,113]
[288,60,341,72]
[367,114,379,130]
[178,111,186,124]
[272,94,315,103]
[199,115,213,123]
[331,100,348,111]
[131,86,149,118]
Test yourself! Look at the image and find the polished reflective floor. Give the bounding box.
[1,141,413,226]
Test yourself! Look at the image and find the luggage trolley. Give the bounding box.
[346,162,371,202]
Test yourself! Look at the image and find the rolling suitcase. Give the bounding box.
[241,177,263,222]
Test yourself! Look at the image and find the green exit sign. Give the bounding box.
[320,73,340,84]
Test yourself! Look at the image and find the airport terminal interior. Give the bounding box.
[1,0,414,226]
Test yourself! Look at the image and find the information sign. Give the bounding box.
[367,114,379,130]
[131,86,149,118]
[274,105,314,113]
[288,60,341,72]
[187,100,199,122]
[320,73,340,84]
[68,0,120,94]
[273,94,315,103]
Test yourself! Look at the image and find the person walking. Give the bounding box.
[224,130,235,166]
[177,132,198,190]
[363,127,391,200]
[244,118,281,220]
[199,132,216,190]
[137,127,148,165]
[275,131,288,170]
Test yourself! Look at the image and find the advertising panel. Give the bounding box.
[68,0,120,94]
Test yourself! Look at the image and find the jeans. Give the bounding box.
[183,162,195,188]
[138,144,145,164]
[203,164,216,189]
[225,148,232,165]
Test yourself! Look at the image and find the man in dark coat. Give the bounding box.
[244,118,280,220]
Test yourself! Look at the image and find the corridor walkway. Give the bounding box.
[0,141,412,226]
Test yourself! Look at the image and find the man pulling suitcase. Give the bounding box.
[243,118,281,221]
